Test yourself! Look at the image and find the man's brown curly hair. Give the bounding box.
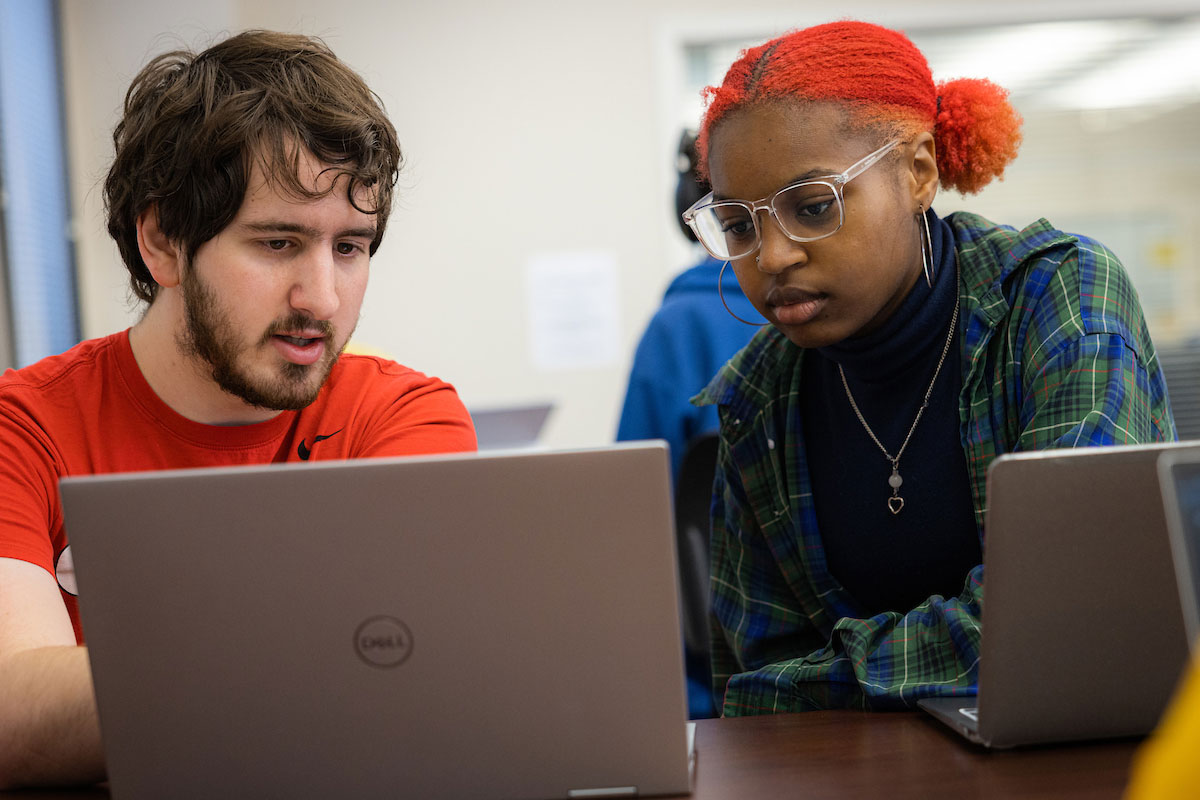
[104,30,402,303]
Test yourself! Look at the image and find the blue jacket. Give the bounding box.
[617,257,761,480]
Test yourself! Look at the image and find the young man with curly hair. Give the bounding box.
[0,31,475,787]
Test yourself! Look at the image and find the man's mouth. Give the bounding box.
[275,334,322,347]
[269,330,328,366]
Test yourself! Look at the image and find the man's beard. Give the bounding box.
[177,266,343,411]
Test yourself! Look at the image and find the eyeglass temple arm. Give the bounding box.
[839,139,902,185]
[682,191,715,221]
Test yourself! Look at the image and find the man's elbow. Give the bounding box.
[0,746,105,790]
[0,737,45,791]
[0,715,106,790]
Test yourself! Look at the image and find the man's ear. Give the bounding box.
[135,205,183,289]
[907,131,939,212]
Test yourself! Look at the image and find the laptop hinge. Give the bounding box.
[567,787,637,798]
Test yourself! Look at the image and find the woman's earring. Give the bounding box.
[917,205,934,288]
[718,261,768,327]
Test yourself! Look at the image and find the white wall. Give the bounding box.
[60,0,236,339]
[58,0,1200,447]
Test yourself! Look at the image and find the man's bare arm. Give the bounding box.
[0,558,104,789]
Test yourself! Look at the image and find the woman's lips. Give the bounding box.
[767,286,827,326]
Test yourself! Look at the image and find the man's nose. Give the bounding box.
[289,249,340,320]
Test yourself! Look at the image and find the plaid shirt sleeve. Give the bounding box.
[707,214,1175,716]
[1005,240,1174,450]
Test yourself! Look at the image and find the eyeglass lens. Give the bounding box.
[692,181,844,259]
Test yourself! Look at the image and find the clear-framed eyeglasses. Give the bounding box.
[682,139,901,261]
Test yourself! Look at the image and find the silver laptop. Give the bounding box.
[469,402,554,449]
[60,443,693,799]
[1159,448,1200,651]
[919,442,1196,748]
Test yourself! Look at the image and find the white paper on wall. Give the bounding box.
[525,251,621,371]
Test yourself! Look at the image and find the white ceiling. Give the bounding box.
[914,16,1200,110]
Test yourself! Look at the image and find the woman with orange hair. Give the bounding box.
[684,20,1175,715]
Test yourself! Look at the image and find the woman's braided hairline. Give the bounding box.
[697,21,1022,195]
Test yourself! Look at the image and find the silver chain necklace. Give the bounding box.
[837,263,960,516]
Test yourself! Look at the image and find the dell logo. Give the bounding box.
[354,616,414,668]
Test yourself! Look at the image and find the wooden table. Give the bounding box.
[0,711,1141,798]
[691,711,1141,799]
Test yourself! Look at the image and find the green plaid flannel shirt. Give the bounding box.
[695,211,1176,715]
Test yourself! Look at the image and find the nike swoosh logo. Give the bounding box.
[297,428,344,461]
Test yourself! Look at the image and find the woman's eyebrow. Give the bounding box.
[712,168,838,202]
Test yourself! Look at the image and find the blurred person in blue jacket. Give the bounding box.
[616,131,762,719]
[617,131,763,482]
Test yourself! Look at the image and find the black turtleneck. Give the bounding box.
[800,208,980,618]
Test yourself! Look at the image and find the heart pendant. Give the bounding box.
[887,496,904,515]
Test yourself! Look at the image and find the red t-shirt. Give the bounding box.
[0,330,477,641]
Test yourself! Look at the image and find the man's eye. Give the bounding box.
[265,239,289,251]
[336,242,363,255]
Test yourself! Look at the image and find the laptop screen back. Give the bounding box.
[60,443,691,800]
[975,442,1195,747]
